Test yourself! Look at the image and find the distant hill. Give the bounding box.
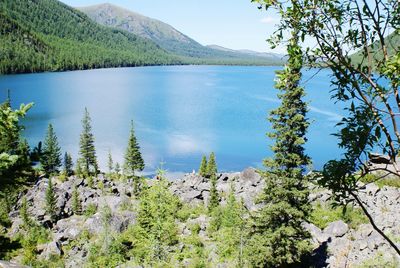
[78,3,285,65]
[0,0,181,74]
[207,45,285,61]
[350,32,399,66]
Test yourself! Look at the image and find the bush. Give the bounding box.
[84,203,97,217]
[310,202,368,229]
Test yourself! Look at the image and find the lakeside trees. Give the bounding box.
[40,124,62,176]
[79,108,98,176]
[254,0,400,256]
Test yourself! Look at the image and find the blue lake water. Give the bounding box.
[0,66,344,175]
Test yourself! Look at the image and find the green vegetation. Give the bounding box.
[310,202,368,230]
[71,185,82,215]
[79,108,98,176]
[0,0,182,74]
[124,121,145,194]
[199,155,207,177]
[45,178,57,222]
[207,152,219,211]
[360,173,400,189]
[62,152,73,177]
[40,124,62,176]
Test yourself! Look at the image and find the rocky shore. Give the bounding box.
[3,168,400,267]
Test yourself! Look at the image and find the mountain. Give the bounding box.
[350,32,399,65]
[207,45,285,61]
[0,0,181,74]
[78,3,285,65]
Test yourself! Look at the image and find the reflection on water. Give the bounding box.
[0,66,343,174]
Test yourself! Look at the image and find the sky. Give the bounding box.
[59,0,282,53]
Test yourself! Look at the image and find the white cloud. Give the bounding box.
[167,133,210,156]
[260,17,277,24]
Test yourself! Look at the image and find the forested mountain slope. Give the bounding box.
[0,0,181,74]
[79,3,285,65]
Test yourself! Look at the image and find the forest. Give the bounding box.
[0,0,400,267]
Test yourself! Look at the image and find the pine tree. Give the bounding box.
[124,121,144,177]
[45,178,58,222]
[107,150,113,175]
[79,108,98,176]
[124,121,144,194]
[245,27,311,267]
[71,185,82,215]
[115,162,121,179]
[199,155,208,177]
[41,124,62,175]
[63,152,73,176]
[20,196,31,227]
[207,152,219,211]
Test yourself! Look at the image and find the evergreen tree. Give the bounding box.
[124,121,144,194]
[20,196,30,227]
[63,152,73,176]
[207,152,219,211]
[115,162,121,178]
[107,150,113,175]
[40,124,61,175]
[45,178,57,222]
[71,185,82,215]
[124,121,144,177]
[245,15,311,266]
[79,108,98,175]
[199,155,207,177]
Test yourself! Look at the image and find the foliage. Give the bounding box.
[79,108,98,176]
[107,150,113,175]
[45,178,57,222]
[360,173,400,189]
[63,152,73,176]
[310,202,368,230]
[357,251,400,268]
[121,171,179,265]
[40,124,62,176]
[248,2,312,266]
[71,185,82,215]
[84,203,97,217]
[176,203,207,222]
[207,152,219,211]
[0,0,183,74]
[20,196,31,227]
[0,99,33,180]
[199,156,207,177]
[124,121,144,194]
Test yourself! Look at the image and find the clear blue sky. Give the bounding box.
[60,0,282,53]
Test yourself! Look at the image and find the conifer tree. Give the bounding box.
[107,150,113,175]
[63,152,73,176]
[124,121,144,194]
[207,152,219,211]
[41,124,62,175]
[20,196,31,227]
[245,12,311,266]
[124,121,145,177]
[71,185,82,215]
[199,155,208,177]
[115,162,121,179]
[79,108,98,176]
[45,178,57,222]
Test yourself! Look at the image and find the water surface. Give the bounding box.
[0,66,343,175]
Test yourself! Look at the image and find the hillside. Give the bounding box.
[78,3,285,65]
[0,0,181,74]
[351,32,399,65]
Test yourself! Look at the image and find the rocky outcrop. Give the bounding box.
[170,167,264,210]
[5,168,400,267]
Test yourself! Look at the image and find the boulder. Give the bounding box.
[0,261,29,268]
[324,220,349,238]
[39,241,63,260]
[368,153,391,164]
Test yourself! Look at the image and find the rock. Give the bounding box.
[55,216,86,241]
[302,222,329,244]
[181,190,202,202]
[240,168,261,186]
[368,153,391,164]
[39,241,63,259]
[0,261,29,268]
[365,183,380,196]
[324,220,349,238]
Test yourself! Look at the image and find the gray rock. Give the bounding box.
[39,241,63,259]
[302,222,329,244]
[0,261,29,268]
[324,220,349,238]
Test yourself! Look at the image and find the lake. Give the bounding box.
[0,66,343,176]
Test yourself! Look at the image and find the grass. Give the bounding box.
[357,251,399,268]
[360,173,400,188]
[310,202,368,230]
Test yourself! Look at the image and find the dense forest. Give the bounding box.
[0,0,183,74]
[0,0,284,75]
